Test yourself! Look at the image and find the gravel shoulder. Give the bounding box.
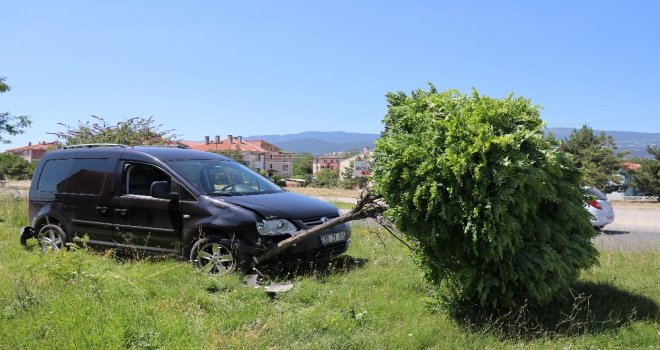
[593,202,660,251]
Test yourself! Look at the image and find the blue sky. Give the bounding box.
[1,1,659,150]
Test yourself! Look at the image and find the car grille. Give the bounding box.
[300,214,340,228]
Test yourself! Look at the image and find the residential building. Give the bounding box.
[620,161,642,196]
[6,141,57,162]
[183,135,292,177]
[313,154,343,174]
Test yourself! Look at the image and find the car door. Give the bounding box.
[109,161,181,253]
[37,157,117,245]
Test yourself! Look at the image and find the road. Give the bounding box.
[338,199,660,252]
[594,202,660,251]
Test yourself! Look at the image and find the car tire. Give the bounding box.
[190,235,252,275]
[37,224,67,252]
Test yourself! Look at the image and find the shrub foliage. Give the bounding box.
[52,115,177,146]
[373,86,599,309]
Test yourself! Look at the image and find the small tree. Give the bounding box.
[293,153,313,177]
[631,146,660,198]
[559,125,624,190]
[0,152,34,180]
[312,169,339,188]
[51,115,177,146]
[0,77,32,144]
[373,86,598,310]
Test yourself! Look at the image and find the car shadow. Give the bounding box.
[451,281,659,340]
[601,229,630,235]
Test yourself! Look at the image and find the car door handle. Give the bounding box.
[114,208,128,217]
[96,206,108,214]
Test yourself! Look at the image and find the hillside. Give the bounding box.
[246,129,659,157]
[546,128,660,158]
[246,131,379,154]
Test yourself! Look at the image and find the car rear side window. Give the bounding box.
[37,159,74,193]
[585,187,607,200]
[37,158,109,195]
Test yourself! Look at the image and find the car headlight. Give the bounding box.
[256,219,298,235]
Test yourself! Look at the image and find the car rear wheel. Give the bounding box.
[37,224,67,252]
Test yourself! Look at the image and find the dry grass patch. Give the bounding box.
[286,187,359,199]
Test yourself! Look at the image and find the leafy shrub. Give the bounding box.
[373,86,599,309]
[0,152,35,180]
[312,169,339,188]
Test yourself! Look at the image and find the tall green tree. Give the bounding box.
[631,146,660,198]
[0,77,32,144]
[559,125,623,190]
[292,153,313,177]
[52,115,177,146]
[373,86,598,310]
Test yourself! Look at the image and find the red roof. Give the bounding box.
[621,162,642,171]
[182,139,268,153]
[7,141,58,152]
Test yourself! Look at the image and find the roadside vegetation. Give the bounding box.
[0,196,657,349]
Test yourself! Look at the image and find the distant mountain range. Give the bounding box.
[546,128,660,158]
[247,129,660,158]
[246,131,379,154]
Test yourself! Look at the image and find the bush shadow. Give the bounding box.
[451,281,659,340]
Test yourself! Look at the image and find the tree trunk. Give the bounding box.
[253,193,385,265]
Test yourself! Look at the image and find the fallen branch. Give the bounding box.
[253,192,388,265]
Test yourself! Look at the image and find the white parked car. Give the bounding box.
[585,187,615,230]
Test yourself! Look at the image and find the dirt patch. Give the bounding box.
[286,187,360,199]
[610,201,660,209]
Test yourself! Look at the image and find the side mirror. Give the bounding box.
[150,181,178,201]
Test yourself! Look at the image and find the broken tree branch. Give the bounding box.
[253,192,389,265]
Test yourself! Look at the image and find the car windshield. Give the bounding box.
[166,159,284,196]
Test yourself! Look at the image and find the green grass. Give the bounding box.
[0,197,658,349]
[329,201,355,210]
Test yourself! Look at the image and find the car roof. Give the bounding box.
[43,145,231,162]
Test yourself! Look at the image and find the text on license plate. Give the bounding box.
[320,232,346,246]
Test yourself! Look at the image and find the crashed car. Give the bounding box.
[20,144,351,273]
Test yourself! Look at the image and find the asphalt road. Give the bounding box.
[593,202,660,251]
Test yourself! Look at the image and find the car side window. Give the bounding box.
[123,163,170,196]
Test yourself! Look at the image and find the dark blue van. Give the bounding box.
[20,145,350,274]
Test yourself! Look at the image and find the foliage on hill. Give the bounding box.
[373,86,599,310]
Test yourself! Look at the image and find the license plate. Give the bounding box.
[320,232,346,246]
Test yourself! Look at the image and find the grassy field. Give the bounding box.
[0,196,658,349]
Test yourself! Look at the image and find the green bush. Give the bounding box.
[373,86,599,309]
[0,152,34,180]
[313,169,339,188]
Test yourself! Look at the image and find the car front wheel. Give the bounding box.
[190,236,239,275]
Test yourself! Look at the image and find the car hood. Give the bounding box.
[221,192,338,219]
